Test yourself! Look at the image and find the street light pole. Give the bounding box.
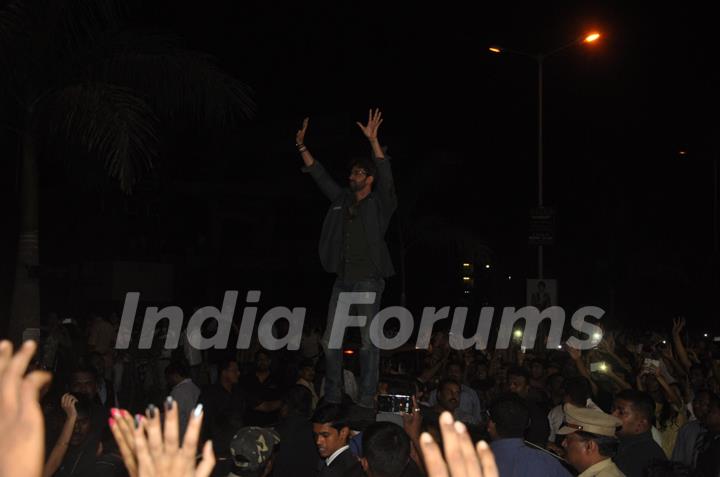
[537,57,544,278]
[489,32,600,281]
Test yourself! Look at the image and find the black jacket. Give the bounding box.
[302,154,397,277]
[613,430,667,477]
[319,448,364,477]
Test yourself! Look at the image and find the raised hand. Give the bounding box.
[402,396,423,440]
[0,340,53,477]
[60,393,78,420]
[565,344,582,361]
[672,317,685,337]
[356,108,384,141]
[110,399,215,477]
[420,412,499,477]
[295,117,309,146]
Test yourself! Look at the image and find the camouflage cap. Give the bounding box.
[229,427,280,477]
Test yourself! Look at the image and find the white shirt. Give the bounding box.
[326,445,350,467]
[320,370,359,403]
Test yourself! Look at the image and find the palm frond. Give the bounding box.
[46,0,129,54]
[33,82,159,193]
[86,33,255,126]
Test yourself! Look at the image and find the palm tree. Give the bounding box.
[1,0,255,342]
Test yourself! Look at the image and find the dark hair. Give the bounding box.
[362,422,410,477]
[446,360,465,373]
[529,359,545,368]
[164,360,189,378]
[507,366,530,383]
[255,349,271,361]
[349,157,378,178]
[615,390,656,426]
[565,377,592,406]
[284,385,312,417]
[575,431,618,458]
[489,393,529,438]
[312,403,350,431]
[218,357,238,373]
[71,365,98,380]
[380,375,415,396]
[299,358,315,369]
[437,377,461,394]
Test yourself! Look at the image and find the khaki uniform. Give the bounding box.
[578,458,625,477]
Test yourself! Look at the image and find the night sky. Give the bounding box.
[1,0,718,332]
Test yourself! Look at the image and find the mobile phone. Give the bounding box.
[377,394,412,414]
[590,362,607,373]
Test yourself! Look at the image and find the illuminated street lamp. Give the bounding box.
[489,32,602,278]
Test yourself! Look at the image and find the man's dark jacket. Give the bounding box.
[302,154,397,277]
[613,430,667,477]
[319,447,365,477]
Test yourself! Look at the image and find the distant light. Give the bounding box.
[343,349,355,356]
[679,150,687,156]
[513,329,523,338]
[489,47,501,53]
[704,333,709,338]
[508,275,512,280]
[599,362,608,372]
[592,332,602,341]
[557,345,563,349]
[464,290,470,294]
[462,276,471,282]
[485,264,491,269]
[584,33,601,43]
[662,340,667,344]
[462,262,471,267]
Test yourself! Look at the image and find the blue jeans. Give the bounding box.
[321,276,385,408]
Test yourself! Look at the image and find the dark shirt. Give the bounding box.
[525,398,551,448]
[272,413,321,477]
[613,430,667,477]
[341,200,379,281]
[54,437,99,477]
[240,372,283,426]
[695,431,720,477]
[198,383,246,457]
[302,157,397,277]
[490,438,572,477]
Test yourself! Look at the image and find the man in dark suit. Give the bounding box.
[296,109,397,411]
[312,404,364,477]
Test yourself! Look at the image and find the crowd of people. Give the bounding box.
[3,111,719,477]
[1,311,718,477]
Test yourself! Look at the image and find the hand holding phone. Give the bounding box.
[377,394,413,414]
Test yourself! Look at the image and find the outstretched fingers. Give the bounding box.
[163,397,180,454]
[419,432,449,477]
[195,441,216,477]
[109,416,138,477]
[476,441,499,477]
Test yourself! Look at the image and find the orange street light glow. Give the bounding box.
[489,47,501,53]
[584,33,601,43]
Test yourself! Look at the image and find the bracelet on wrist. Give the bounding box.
[297,145,307,153]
